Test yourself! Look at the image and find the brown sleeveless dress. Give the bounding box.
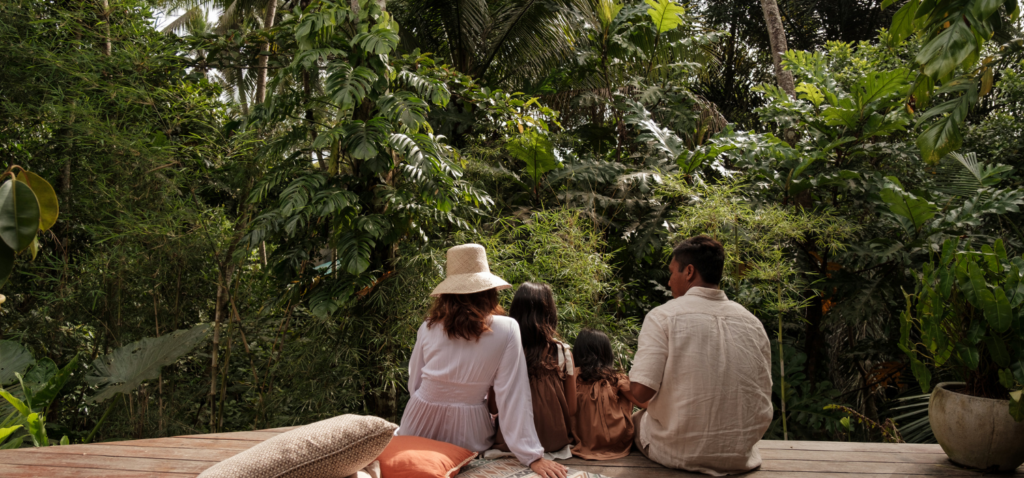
[571,373,634,460]
[494,343,574,453]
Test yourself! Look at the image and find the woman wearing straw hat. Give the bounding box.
[398,244,568,478]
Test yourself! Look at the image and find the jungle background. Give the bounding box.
[1,0,1023,445]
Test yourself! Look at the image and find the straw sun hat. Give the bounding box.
[430,244,511,296]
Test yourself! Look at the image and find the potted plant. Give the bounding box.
[899,238,1024,471]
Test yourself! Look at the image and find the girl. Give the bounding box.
[570,328,647,460]
[491,282,577,458]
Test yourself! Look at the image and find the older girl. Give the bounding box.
[491,282,576,458]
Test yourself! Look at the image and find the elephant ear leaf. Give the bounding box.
[16,171,58,232]
[0,180,40,251]
[84,324,211,404]
[0,340,34,387]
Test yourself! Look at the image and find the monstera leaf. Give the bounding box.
[84,324,211,404]
[0,340,33,386]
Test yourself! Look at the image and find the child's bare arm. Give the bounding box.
[620,378,649,408]
[563,372,577,416]
[488,385,498,414]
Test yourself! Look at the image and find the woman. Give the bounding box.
[399,244,567,478]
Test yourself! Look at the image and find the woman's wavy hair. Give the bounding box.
[508,282,561,372]
[426,288,505,341]
[573,328,619,383]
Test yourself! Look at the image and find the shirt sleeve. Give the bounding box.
[407,323,426,396]
[629,311,668,392]
[493,322,544,466]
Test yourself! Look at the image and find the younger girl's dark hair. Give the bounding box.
[508,282,560,372]
[573,328,618,383]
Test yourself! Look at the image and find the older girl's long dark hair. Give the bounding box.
[508,282,560,371]
[573,328,618,383]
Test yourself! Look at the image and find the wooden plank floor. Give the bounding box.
[0,427,1018,477]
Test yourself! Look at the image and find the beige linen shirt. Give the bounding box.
[629,287,772,476]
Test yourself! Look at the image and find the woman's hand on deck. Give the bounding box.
[529,458,568,478]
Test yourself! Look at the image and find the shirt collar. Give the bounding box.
[682,286,727,301]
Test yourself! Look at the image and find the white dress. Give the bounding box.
[399,315,544,466]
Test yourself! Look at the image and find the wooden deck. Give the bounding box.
[0,427,1017,477]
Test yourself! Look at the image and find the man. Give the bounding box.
[629,236,772,476]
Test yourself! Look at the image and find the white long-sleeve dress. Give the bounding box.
[398,315,544,467]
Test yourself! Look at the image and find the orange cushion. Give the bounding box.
[377,436,478,478]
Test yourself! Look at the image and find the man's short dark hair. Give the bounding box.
[672,236,725,285]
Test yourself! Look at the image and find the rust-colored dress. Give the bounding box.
[494,342,575,454]
[571,373,635,460]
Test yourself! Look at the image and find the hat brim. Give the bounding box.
[430,272,511,297]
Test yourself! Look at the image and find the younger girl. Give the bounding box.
[491,282,576,458]
[571,328,647,460]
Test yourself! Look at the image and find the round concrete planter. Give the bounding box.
[929,382,1024,472]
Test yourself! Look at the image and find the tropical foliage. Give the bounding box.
[2,0,1024,447]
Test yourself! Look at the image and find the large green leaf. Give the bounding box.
[341,118,389,161]
[644,0,685,33]
[985,336,1011,368]
[0,340,33,386]
[16,170,58,232]
[887,0,920,45]
[25,412,46,447]
[326,64,377,111]
[880,187,937,232]
[916,79,977,164]
[23,356,77,412]
[84,324,211,404]
[0,180,40,251]
[988,286,1013,333]
[0,388,29,416]
[507,131,560,184]
[916,19,975,82]
[0,425,21,445]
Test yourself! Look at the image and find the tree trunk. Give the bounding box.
[759,0,795,99]
[100,0,112,56]
[254,0,279,105]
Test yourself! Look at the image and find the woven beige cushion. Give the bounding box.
[198,415,397,478]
